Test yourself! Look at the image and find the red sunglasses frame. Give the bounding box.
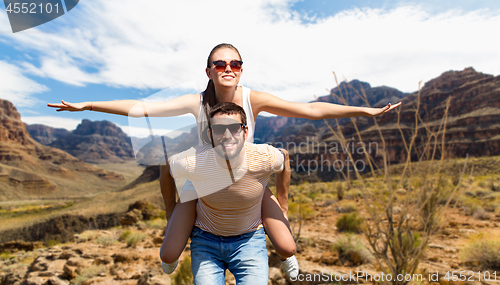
[210,60,243,72]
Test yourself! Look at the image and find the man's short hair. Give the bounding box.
[209,102,247,126]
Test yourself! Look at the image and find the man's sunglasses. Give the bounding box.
[210,60,243,72]
[210,123,246,136]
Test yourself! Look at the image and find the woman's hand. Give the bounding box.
[365,102,402,117]
[47,100,88,112]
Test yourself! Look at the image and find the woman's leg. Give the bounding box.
[160,199,197,264]
[159,163,198,264]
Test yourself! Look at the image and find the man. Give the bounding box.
[165,102,292,284]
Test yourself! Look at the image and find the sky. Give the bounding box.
[1,0,499,138]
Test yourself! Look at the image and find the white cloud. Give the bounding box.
[20,115,188,138]
[2,0,500,104]
[118,124,185,139]
[0,61,48,107]
[21,116,81,130]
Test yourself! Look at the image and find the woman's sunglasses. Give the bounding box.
[210,123,246,136]
[210,60,243,72]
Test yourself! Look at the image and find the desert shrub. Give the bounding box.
[452,172,461,186]
[484,202,498,213]
[46,239,60,247]
[336,202,357,213]
[0,252,14,261]
[490,178,500,192]
[78,231,96,242]
[323,199,335,207]
[95,236,117,247]
[288,195,316,242]
[336,183,344,201]
[173,257,193,285]
[344,189,362,200]
[460,197,482,216]
[475,189,489,197]
[137,219,166,230]
[159,210,167,220]
[461,240,500,270]
[118,230,131,241]
[336,213,363,233]
[71,265,106,285]
[473,209,492,220]
[148,218,167,229]
[332,234,372,265]
[464,190,475,197]
[288,198,315,222]
[126,232,145,248]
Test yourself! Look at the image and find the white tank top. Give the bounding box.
[196,86,255,145]
[179,86,257,201]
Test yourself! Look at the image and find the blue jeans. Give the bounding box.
[190,227,268,285]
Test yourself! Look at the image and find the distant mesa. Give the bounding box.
[28,119,135,164]
[25,124,70,145]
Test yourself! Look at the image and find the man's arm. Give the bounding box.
[275,148,291,220]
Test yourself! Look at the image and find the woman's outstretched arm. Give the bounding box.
[47,93,201,118]
[250,91,401,120]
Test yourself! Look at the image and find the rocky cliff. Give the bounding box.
[352,67,500,162]
[253,68,500,181]
[0,99,124,201]
[25,124,71,145]
[48,119,135,164]
[254,80,408,143]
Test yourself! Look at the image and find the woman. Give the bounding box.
[48,43,400,279]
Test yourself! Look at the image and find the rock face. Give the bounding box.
[0,99,124,201]
[26,124,71,145]
[254,80,408,143]
[48,119,135,163]
[358,67,500,162]
[253,67,500,181]
[0,100,35,146]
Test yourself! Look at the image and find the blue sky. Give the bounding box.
[1,0,499,139]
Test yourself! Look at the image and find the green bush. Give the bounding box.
[46,239,60,247]
[95,236,117,247]
[337,202,357,213]
[332,234,372,265]
[78,231,96,242]
[173,257,193,285]
[144,219,166,230]
[0,252,14,261]
[118,230,131,241]
[461,240,500,270]
[336,213,363,233]
[336,183,344,201]
[126,232,145,248]
[71,265,106,285]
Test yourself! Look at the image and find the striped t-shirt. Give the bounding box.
[169,143,284,236]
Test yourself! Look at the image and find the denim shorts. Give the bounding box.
[190,227,268,285]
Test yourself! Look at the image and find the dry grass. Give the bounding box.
[460,233,500,270]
